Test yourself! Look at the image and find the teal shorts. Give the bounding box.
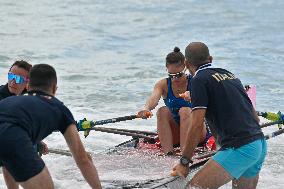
[212,139,267,179]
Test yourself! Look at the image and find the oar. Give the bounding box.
[265,128,284,140]
[48,148,72,156]
[260,120,283,128]
[77,112,152,137]
[48,148,96,157]
[92,115,138,125]
[93,127,157,136]
[89,127,155,141]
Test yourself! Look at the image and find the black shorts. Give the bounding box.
[0,123,45,182]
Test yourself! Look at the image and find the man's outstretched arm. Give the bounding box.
[64,124,102,189]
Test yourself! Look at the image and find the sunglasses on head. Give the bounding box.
[168,71,184,79]
[8,73,29,84]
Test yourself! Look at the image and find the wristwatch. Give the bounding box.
[180,156,193,166]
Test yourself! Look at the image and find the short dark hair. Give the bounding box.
[29,64,57,92]
[185,42,210,66]
[9,60,32,72]
[166,47,185,66]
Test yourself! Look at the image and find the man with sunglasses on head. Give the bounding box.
[0,60,48,189]
[137,47,211,155]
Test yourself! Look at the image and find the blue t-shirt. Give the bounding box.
[190,63,263,149]
[0,90,76,144]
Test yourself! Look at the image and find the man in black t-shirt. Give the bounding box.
[172,42,266,189]
[0,64,101,189]
[0,60,48,189]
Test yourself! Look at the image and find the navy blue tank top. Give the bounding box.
[163,76,192,119]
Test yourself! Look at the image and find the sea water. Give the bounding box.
[0,0,283,188]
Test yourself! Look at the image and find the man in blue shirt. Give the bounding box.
[0,64,101,189]
[172,42,266,189]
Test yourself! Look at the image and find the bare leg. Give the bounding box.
[179,107,207,151]
[187,159,233,189]
[3,167,19,189]
[20,166,54,189]
[232,175,259,189]
[156,106,179,153]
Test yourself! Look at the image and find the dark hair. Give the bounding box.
[166,47,185,66]
[29,64,57,92]
[9,60,32,72]
[185,42,210,66]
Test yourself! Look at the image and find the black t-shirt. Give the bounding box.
[190,63,263,149]
[0,84,14,100]
[0,90,76,144]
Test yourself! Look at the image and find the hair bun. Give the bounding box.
[173,47,180,53]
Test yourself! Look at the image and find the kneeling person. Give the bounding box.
[0,64,101,189]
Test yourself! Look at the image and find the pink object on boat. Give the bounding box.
[246,85,256,109]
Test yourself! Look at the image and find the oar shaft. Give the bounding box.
[260,120,283,128]
[90,127,154,140]
[48,148,72,156]
[96,127,157,136]
[265,128,284,140]
[93,115,138,126]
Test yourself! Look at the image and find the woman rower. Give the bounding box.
[138,47,211,155]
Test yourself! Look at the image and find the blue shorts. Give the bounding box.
[212,139,267,179]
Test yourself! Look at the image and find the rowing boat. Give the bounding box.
[101,134,216,188]
[46,114,283,189]
[46,86,284,188]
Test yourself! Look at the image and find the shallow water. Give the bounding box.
[0,0,283,188]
